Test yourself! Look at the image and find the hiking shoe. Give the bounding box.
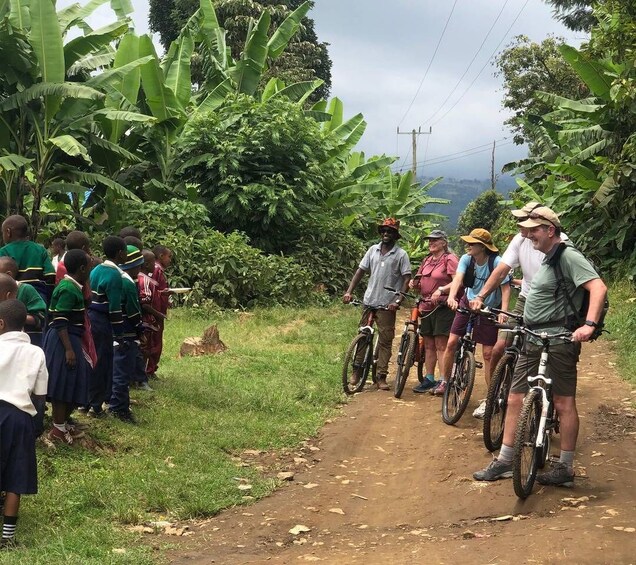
[537,462,575,487]
[413,379,437,393]
[473,400,487,419]
[137,382,154,392]
[48,427,75,446]
[349,370,361,386]
[473,459,513,481]
[376,375,390,390]
[431,380,447,396]
[109,410,137,424]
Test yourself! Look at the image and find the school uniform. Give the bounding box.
[0,331,48,495]
[88,261,124,413]
[137,272,158,381]
[16,282,46,347]
[43,277,89,406]
[0,240,55,304]
[109,273,142,415]
[148,262,169,375]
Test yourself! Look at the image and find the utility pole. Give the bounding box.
[490,139,498,190]
[397,126,432,179]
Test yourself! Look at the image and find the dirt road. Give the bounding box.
[169,337,636,564]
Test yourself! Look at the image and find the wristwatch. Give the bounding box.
[584,320,598,327]
[476,294,486,301]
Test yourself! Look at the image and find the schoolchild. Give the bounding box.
[109,246,144,422]
[137,250,163,389]
[0,215,55,303]
[43,250,90,444]
[50,237,65,271]
[0,257,46,346]
[148,245,173,378]
[0,299,48,548]
[87,236,127,417]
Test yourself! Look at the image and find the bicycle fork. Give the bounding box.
[527,349,552,448]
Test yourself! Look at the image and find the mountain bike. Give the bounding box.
[482,307,525,452]
[441,307,491,425]
[512,327,571,499]
[342,301,388,395]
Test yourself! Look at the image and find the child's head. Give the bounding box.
[0,256,18,279]
[103,236,127,264]
[66,230,90,254]
[0,273,18,301]
[153,245,172,268]
[64,249,90,285]
[50,237,65,256]
[2,215,29,244]
[119,226,142,244]
[123,235,143,251]
[0,298,26,334]
[120,245,144,278]
[142,250,155,275]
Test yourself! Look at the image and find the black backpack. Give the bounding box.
[463,254,500,305]
[548,242,609,341]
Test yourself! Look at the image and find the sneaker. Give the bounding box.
[376,375,390,390]
[473,400,487,419]
[537,462,575,487]
[413,379,437,393]
[66,417,89,431]
[76,406,88,414]
[63,423,86,439]
[349,370,361,386]
[109,410,137,424]
[473,459,513,481]
[137,382,154,392]
[87,407,106,419]
[48,427,75,446]
[431,380,447,396]
[0,537,18,549]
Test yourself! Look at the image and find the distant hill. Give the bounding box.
[422,175,518,230]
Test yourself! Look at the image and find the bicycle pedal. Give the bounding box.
[475,361,484,369]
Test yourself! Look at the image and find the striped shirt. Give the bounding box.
[0,240,55,301]
[48,276,85,330]
[121,273,142,338]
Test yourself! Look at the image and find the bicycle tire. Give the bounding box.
[370,332,379,384]
[416,335,425,383]
[342,333,373,395]
[483,353,516,452]
[442,350,476,425]
[394,331,417,398]
[512,389,542,498]
[538,405,556,469]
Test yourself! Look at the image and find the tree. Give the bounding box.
[148,0,332,100]
[494,35,588,146]
[543,1,596,32]
[456,190,504,235]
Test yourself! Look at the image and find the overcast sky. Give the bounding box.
[78,0,584,180]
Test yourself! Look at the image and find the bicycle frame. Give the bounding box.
[527,347,554,449]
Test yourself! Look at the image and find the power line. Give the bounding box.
[421,0,511,126]
[430,0,531,127]
[397,0,459,127]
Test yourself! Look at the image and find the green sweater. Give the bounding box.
[89,262,123,337]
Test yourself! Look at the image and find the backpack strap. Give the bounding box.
[549,243,584,327]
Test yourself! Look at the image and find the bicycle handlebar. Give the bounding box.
[496,323,572,342]
[348,300,390,310]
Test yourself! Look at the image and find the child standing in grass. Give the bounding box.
[44,250,90,445]
[0,215,55,304]
[149,245,173,379]
[0,299,48,548]
[49,237,65,271]
[109,246,144,423]
[87,236,127,417]
[137,250,163,390]
[0,257,46,346]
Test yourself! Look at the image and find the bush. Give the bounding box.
[116,199,315,307]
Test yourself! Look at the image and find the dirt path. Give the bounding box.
[169,331,636,564]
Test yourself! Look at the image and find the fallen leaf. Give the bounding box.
[164,456,176,468]
[329,508,345,515]
[238,484,252,491]
[289,525,311,536]
[351,493,368,500]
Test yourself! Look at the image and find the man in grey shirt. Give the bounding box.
[343,218,411,390]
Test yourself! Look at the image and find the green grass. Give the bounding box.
[606,281,636,386]
[4,305,358,564]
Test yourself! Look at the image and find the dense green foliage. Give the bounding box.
[456,190,505,236]
[148,0,332,100]
[543,0,596,32]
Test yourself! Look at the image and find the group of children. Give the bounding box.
[0,215,173,547]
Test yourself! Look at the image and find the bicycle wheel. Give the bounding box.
[416,335,426,383]
[394,331,417,398]
[342,333,373,395]
[370,332,380,384]
[483,353,515,452]
[442,350,476,425]
[538,406,556,469]
[512,389,542,498]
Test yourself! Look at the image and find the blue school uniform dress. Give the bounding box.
[43,276,88,406]
[88,261,124,413]
[0,331,48,494]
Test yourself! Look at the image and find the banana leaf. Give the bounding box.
[165,30,194,110]
[0,82,103,111]
[229,11,269,96]
[270,79,323,104]
[559,45,612,100]
[267,1,310,59]
[0,153,33,171]
[77,172,140,201]
[48,134,92,164]
[199,0,227,65]
[9,0,30,30]
[68,51,116,75]
[58,0,107,31]
[64,21,128,71]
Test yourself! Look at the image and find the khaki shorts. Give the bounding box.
[497,294,526,344]
[419,306,455,337]
[510,341,582,397]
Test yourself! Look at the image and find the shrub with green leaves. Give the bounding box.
[175,94,339,253]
